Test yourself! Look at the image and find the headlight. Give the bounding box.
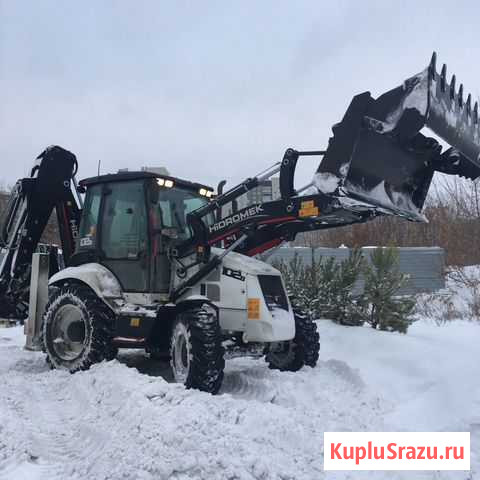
[199,187,214,197]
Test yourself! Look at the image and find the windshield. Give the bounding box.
[151,184,213,241]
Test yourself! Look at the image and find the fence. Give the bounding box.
[265,246,445,295]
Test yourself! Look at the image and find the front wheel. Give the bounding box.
[265,309,320,371]
[170,305,224,394]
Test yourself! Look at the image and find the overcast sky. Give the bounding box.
[1,0,479,190]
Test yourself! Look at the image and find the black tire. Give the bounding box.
[265,308,320,371]
[105,344,119,361]
[170,306,224,394]
[43,283,116,372]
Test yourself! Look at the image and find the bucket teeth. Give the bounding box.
[440,64,447,91]
[426,52,480,166]
[450,75,456,99]
[429,52,437,79]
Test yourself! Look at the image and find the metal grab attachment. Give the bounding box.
[316,52,480,221]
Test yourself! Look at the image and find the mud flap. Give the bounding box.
[316,53,480,220]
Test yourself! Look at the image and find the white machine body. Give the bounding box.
[48,248,295,344]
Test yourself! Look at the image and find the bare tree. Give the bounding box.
[296,175,480,267]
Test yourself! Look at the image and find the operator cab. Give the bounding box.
[72,171,214,295]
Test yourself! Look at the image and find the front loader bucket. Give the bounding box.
[316,52,480,220]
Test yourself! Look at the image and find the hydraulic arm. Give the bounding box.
[0,146,82,318]
[183,53,480,259]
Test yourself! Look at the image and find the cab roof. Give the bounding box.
[80,171,213,193]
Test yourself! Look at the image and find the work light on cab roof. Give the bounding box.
[156,177,174,188]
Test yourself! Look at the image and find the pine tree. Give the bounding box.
[361,247,415,333]
[274,249,365,323]
[332,249,365,326]
[274,247,415,331]
[273,253,308,311]
[292,249,321,318]
[273,250,324,318]
[316,256,338,319]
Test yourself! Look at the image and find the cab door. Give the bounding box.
[99,180,149,292]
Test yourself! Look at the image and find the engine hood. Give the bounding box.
[212,248,280,277]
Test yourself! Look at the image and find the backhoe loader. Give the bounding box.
[1,53,478,393]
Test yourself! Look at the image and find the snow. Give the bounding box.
[49,263,122,298]
[416,265,480,322]
[311,162,349,196]
[345,180,427,221]
[311,169,428,222]
[313,172,341,194]
[359,69,430,136]
[383,69,429,132]
[115,299,158,318]
[1,315,478,479]
[214,248,279,276]
[270,307,292,323]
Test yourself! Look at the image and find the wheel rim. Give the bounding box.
[171,322,191,383]
[50,304,87,361]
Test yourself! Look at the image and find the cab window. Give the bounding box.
[151,184,212,241]
[101,181,147,259]
[78,184,101,249]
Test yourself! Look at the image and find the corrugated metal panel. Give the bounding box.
[266,246,445,295]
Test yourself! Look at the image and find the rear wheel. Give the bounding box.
[170,306,224,394]
[43,284,115,372]
[266,308,320,371]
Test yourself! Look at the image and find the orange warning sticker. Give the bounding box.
[299,206,319,217]
[130,317,141,327]
[247,298,261,320]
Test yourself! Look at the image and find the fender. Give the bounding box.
[49,263,122,303]
[173,295,218,315]
[147,296,218,348]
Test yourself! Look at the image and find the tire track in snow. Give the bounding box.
[0,356,110,479]
[1,351,380,480]
[0,344,54,480]
[28,377,110,469]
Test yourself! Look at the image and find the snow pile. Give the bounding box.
[1,318,479,479]
[0,327,381,480]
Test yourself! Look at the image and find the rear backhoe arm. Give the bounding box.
[0,146,82,318]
